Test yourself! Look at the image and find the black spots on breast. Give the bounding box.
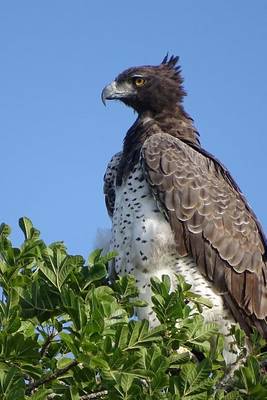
[122,236,128,245]
[136,214,144,219]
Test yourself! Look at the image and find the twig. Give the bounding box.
[216,351,248,390]
[80,391,108,399]
[26,359,78,395]
[47,390,108,399]
[40,334,55,358]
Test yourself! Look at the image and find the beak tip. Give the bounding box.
[101,81,119,106]
[101,90,107,106]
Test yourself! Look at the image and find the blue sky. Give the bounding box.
[1,1,267,258]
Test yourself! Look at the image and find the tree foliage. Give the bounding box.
[0,217,266,399]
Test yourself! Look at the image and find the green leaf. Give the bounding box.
[57,257,75,289]
[114,274,139,299]
[0,367,25,399]
[116,325,129,350]
[224,392,242,400]
[60,332,79,355]
[30,388,52,400]
[19,217,40,241]
[125,320,164,350]
[90,356,110,370]
[61,287,86,332]
[180,360,212,397]
[186,291,213,309]
[38,262,57,287]
[83,262,107,289]
[57,357,75,369]
[0,223,11,238]
[120,372,134,393]
[88,249,103,267]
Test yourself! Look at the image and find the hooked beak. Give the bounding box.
[101,80,135,105]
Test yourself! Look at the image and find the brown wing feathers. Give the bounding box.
[142,132,267,336]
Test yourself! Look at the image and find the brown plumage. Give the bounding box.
[102,55,267,339]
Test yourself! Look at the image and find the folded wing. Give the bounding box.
[141,133,267,337]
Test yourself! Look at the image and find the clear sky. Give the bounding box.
[1,1,267,258]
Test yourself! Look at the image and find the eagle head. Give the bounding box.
[101,55,186,114]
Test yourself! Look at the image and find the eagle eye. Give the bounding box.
[133,77,146,87]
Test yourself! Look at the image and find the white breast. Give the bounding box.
[110,165,176,273]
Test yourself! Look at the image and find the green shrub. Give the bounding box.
[0,218,266,399]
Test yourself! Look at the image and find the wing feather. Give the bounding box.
[141,133,267,335]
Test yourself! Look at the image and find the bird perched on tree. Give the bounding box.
[101,56,267,358]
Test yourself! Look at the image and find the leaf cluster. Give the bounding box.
[0,218,266,399]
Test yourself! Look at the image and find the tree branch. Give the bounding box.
[40,334,55,358]
[46,389,108,399]
[26,359,78,395]
[80,390,108,399]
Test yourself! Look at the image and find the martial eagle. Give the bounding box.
[101,56,267,355]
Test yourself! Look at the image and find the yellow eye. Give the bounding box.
[134,77,146,87]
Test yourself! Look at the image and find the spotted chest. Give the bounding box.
[110,163,176,275]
